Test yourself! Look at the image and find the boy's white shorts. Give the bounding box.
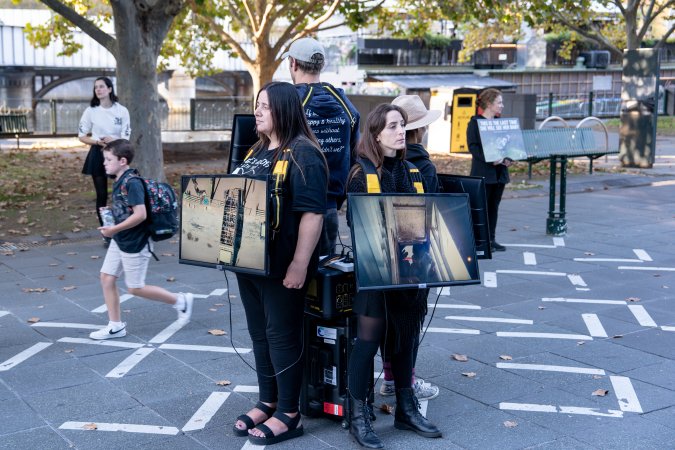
[100,239,152,289]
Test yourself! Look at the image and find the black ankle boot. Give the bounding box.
[350,399,384,448]
[394,387,442,438]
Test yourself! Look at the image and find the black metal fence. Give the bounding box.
[535,91,667,120]
[27,97,252,135]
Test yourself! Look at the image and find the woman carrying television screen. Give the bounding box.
[231,81,328,446]
[345,103,442,449]
[466,88,511,252]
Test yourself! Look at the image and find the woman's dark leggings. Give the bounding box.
[236,273,306,413]
[92,175,108,226]
[348,314,416,401]
[485,182,506,242]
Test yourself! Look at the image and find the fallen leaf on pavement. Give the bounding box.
[504,420,518,428]
[577,341,586,345]
[538,306,545,310]
[22,288,49,293]
[379,403,394,415]
[161,252,174,257]
[48,263,58,266]
[27,317,40,323]
[167,276,176,282]
[90,255,100,259]
[67,252,77,255]
[462,372,477,378]
[626,297,640,302]
[613,335,623,339]
[62,286,77,291]
[208,308,218,312]
[64,349,74,353]
[82,423,97,430]
[499,355,512,360]
[452,354,468,362]
[584,252,595,256]
[215,380,231,386]
[592,389,609,396]
[57,275,65,280]
[214,303,225,306]
[208,329,227,336]
[593,375,603,379]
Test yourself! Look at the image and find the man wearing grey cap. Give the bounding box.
[283,37,360,256]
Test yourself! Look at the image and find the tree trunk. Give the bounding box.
[624,6,639,51]
[246,42,283,97]
[111,1,182,181]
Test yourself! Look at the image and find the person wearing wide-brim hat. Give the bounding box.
[392,95,442,193]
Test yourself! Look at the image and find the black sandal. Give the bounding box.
[233,401,276,437]
[248,410,303,445]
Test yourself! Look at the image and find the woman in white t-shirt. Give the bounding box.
[78,77,131,232]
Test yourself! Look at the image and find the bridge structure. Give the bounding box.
[0,23,251,133]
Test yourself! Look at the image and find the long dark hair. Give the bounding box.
[355,103,408,171]
[90,76,118,107]
[250,81,322,162]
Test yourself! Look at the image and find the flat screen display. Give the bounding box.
[179,174,269,275]
[348,193,480,291]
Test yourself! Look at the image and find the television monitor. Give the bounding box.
[179,174,269,275]
[347,193,480,291]
[227,114,258,174]
[437,174,492,259]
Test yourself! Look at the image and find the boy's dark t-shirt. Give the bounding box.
[233,137,327,278]
[111,168,149,253]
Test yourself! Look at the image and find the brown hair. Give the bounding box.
[103,139,134,164]
[477,88,502,111]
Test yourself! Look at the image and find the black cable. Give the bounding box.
[418,287,442,348]
[224,270,304,378]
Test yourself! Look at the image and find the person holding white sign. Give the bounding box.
[466,88,511,252]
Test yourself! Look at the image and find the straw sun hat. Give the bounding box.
[392,95,442,130]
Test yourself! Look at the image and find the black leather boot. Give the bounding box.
[394,387,442,438]
[350,399,384,448]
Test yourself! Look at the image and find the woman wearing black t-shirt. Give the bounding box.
[231,82,327,446]
[346,104,442,448]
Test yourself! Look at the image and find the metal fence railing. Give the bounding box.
[15,97,253,135]
[536,91,666,120]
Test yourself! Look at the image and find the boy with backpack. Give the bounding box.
[91,139,193,340]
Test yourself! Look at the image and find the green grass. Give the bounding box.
[604,115,675,134]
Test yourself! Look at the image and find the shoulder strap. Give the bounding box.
[356,158,381,194]
[302,83,356,132]
[270,148,292,231]
[403,160,425,194]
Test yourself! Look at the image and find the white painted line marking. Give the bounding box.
[499,403,622,418]
[567,274,587,287]
[496,332,593,340]
[576,288,591,292]
[241,441,264,450]
[523,252,537,266]
[0,342,52,371]
[553,237,565,247]
[542,297,626,305]
[158,343,251,353]
[59,421,178,435]
[183,392,230,432]
[31,322,103,330]
[574,258,642,262]
[497,270,567,276]
[633,249,652,262]
[582,314,608,338]
[233,385,259,393]
[58,337,145,349]
[92,294,133,313]
[425,327,480,335]
[618,266,675,272]
[428,304,481,310]
[0,311,9,318]
[610,376,643,413]
[192,294,209,299]
[105,347,156,378]
[497,363,605,375]
[661,326,675,332]
[484,272,497,288]
[210,288,228,296]
[651,179,675,187]
[627,305,657,327]
[505,244,556,249]
[444,316,533,324]
[149,320,188,344]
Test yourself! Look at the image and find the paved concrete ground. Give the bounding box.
[1,136,675,449]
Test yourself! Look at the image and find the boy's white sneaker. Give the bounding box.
[176,293,194,324]
[89,323,127,340]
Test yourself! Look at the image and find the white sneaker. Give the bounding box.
[89,323,126,340]
[176,293,193,324]
[413,378,440,401]
[379,380,395,396]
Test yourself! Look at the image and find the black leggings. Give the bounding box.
[92,175,108,226]
[348,313,416,401]
[236,273,306,413]
[485,182,506,242]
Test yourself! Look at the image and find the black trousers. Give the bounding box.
[236,273,306,413]
[485,182,506,243]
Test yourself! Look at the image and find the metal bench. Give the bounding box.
[522,117,616,235]
[0,114,32,149]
